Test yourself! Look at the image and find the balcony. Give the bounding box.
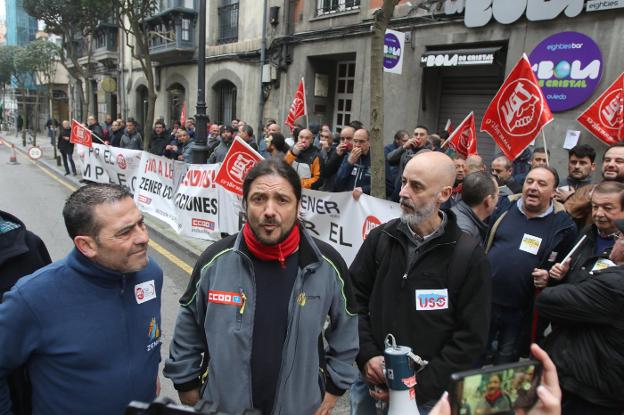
[316,0,360,16]
[92,23,118,69]
[146,2,197,62]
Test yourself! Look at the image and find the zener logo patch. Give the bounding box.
[207,290,243,307]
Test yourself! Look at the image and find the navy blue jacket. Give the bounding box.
[334,152,371,194]
[0,249,163,415]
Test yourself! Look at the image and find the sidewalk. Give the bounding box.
[0,129,211,260]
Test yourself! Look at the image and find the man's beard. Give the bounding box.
[400,196,438,227]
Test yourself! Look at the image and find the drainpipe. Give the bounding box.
[257,0,268,141]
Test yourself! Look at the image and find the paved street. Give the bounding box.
[0,133,351,413]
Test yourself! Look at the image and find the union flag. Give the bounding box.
[577,73,624,146]
[284,78,307,130]
[446,112,477,157]
[70,119,93,148]
[481,54,553,160]
[215,137,264,196]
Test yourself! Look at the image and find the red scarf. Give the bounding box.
[242,222,300,268]
[485,389,503,404]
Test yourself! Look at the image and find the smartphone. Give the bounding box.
[449,360,542,415]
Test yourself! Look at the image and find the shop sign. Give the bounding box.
[420,51,496,67]
[384,29,405,75]
[529,32,602,112]
[443,0,584,28]
[586,0,624,11]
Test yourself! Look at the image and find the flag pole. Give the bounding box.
[302,77,308,129]
[542,129,549,166]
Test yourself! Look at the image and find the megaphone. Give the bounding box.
[384,334,428,415]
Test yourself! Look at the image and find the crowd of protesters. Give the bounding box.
[4,110,623,415]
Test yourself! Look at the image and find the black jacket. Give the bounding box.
[110,129,124,147]
[57,127,73,154]
[148,131,170,156]
[350,213,491,404]
[0,211,51,298]
[538,265,624,408]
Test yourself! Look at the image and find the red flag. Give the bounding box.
[284,78,306,130]
[577,73,624,146]
[180,102,187,126]
[481,54,553,160]
[215,137,264,195]
[70,119,93,148]
[444,118,453,135]
[447,112,478,157]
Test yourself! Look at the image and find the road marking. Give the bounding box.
[149,239,193,275]
[3,139,195,277]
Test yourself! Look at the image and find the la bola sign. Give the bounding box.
[529,32,603,112]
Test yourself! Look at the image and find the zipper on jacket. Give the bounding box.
[121,274,127,295]
[236,250,258,410]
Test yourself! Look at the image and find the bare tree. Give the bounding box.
[112,0,159,149]
[369,0,399,199]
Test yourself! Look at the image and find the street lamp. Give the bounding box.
[192,0,209,164]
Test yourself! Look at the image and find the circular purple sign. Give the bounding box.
[529,32,603,112]
[384,33,401,70]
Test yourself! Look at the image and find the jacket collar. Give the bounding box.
[384,210,462,248]
[66,248,137,285]
[0,210,28,267]
[233,223,322,270]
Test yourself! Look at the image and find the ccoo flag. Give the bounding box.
[481,54,553,161]
[577,73,624,146]
[284,78,307,130]
[70,119,93,148]
[446,112,478,157]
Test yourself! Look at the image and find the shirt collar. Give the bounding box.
[516,198,553,218]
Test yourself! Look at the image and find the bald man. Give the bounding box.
[284,128,322,189]
[349,152,491,414]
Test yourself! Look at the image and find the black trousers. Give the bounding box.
[562,390,623,415]
[60,149,76,174]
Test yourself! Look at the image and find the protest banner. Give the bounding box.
[577,72,624,145]
[481,54,553,160]
[298,190,400,265]
[444,112,478,157]
[70,119,93,147]
[77,143,142,192]
[215,137,264,196]
[135,153,183,231]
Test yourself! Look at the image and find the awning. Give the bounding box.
[420,46,502,67]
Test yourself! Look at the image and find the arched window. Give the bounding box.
[213,80,237,125]
[167,83,186,127]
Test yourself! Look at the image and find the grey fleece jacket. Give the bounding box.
[163,227,359,415]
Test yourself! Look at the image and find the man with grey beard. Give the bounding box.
[349,152,491,414]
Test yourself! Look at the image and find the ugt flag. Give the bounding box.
[284,78,307,130]
[577,73,624,146]
[446,112,478,157]
[70,119,93,148]
[481,54,553,160]
[180,102,187,126]
[215,137,264,196]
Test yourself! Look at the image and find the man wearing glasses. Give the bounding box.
[334,128,372,199]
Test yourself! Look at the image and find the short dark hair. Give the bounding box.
[530,166,560,188]
[266,119,277,127]
[242,159,302,207]
[462,172,497,207]
[349,120,364,131]
[532,147,551,157]
[270,133,289,153]
[593,181,624,209]
[568,144,596,163]
[154,121,166,129]
[394,130,409,142]
[414,125,429,133]
[126,117,137,127]
[224,126,236,134]
[240,124,254,137]
[63,183,133,240]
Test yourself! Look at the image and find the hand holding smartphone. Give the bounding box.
[449,361,543,415]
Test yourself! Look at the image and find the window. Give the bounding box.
[333,61,355,131]
[214,80,237,124]
[168,83,185,127]
[181,18,191,41]
[317,0,360,16]
[218,0,239,44]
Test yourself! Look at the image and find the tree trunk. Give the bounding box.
[369,0,398,199]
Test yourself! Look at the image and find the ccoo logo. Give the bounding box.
[497,78,545,137]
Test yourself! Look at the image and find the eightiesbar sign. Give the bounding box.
[443,0,623,28]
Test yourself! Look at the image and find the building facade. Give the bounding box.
[115,0,623,170]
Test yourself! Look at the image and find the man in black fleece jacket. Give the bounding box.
[349,152,491,413]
